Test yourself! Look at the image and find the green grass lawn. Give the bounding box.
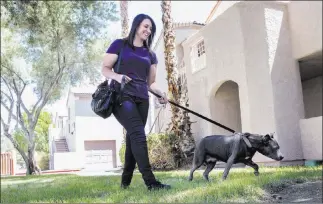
[1,166,322,203]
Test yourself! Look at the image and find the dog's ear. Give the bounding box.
[269,132,275,138]
[262,134,271,145]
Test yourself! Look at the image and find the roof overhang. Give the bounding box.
[153,21,205,51]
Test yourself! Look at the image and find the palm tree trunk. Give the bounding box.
[120,1,129,142]
[161,0,196,167]
[161,1,196,167]
[161,0,180,134]
[120,1,129,38]
[177,74,196,160]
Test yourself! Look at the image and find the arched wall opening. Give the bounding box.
[210,80,242,135]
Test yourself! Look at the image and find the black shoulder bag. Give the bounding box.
[91,41,126,119]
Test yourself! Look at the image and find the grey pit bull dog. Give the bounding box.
[188,132,284,181]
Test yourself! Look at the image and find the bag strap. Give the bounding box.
[114,40,126,105]
[114,40,125,74]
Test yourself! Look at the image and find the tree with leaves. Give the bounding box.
[1,1,118,175]
[13,111,52,154]
[12,111,52,170]
[161,0,195,167]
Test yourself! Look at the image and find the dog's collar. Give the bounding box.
[242,135,252,148]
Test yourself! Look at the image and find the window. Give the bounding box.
[197,40,205,57]
[179,73,187,86]
[191,38,207,73]
[178,60,187,78]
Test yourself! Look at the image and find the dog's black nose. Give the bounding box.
[279,156,284,160]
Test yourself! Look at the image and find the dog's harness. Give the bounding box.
[241,135,253,148]
[234,133,253,148]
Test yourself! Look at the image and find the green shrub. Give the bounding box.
[119,133,176,170]
[119,141,126,165]
[38,153,50,171]
[147,133,176,170]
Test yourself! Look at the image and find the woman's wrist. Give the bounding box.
[103,68,119,81]
[111,72,121,81]
[149,83,162,95]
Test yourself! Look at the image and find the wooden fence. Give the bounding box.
[1,152,15,176]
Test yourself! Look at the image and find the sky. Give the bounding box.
[110,1,215,38]
[8,1,216,119]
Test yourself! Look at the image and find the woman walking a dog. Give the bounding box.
[101,14,171,190]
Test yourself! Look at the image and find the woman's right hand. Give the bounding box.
[116,74,132,84]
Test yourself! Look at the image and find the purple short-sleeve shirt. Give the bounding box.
[106,39,158,99]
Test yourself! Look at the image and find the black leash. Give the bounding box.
[149,90,235,133]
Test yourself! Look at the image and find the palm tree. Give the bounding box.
[161,0,180,133]
[161,0,195,167]
[177,74,195,160]
[120,1,129,38]
[120,1,129,141]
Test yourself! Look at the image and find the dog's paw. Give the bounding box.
[221,177,227,182]
[203,176,210,182]
[218,179,225,184]
[254,172,259,176]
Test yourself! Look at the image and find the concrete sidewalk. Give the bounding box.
[73,167,123,176]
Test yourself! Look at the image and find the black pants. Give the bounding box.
[113,93,156,186]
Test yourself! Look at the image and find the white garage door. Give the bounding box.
[84,140,116,170]
[85,150,113,169]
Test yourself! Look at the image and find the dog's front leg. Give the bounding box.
[222,137,240,181]
[222,154,236,181]
[243,159,259,176]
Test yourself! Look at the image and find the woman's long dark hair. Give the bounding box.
[125,14,156,50]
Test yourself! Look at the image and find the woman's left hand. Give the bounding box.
[158,92,168,104]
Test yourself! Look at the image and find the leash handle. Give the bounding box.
[149,90,235,133]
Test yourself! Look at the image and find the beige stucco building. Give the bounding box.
[151,1,322,165]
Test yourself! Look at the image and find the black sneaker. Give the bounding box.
[120,183,129,189]
[147,181,171,191]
